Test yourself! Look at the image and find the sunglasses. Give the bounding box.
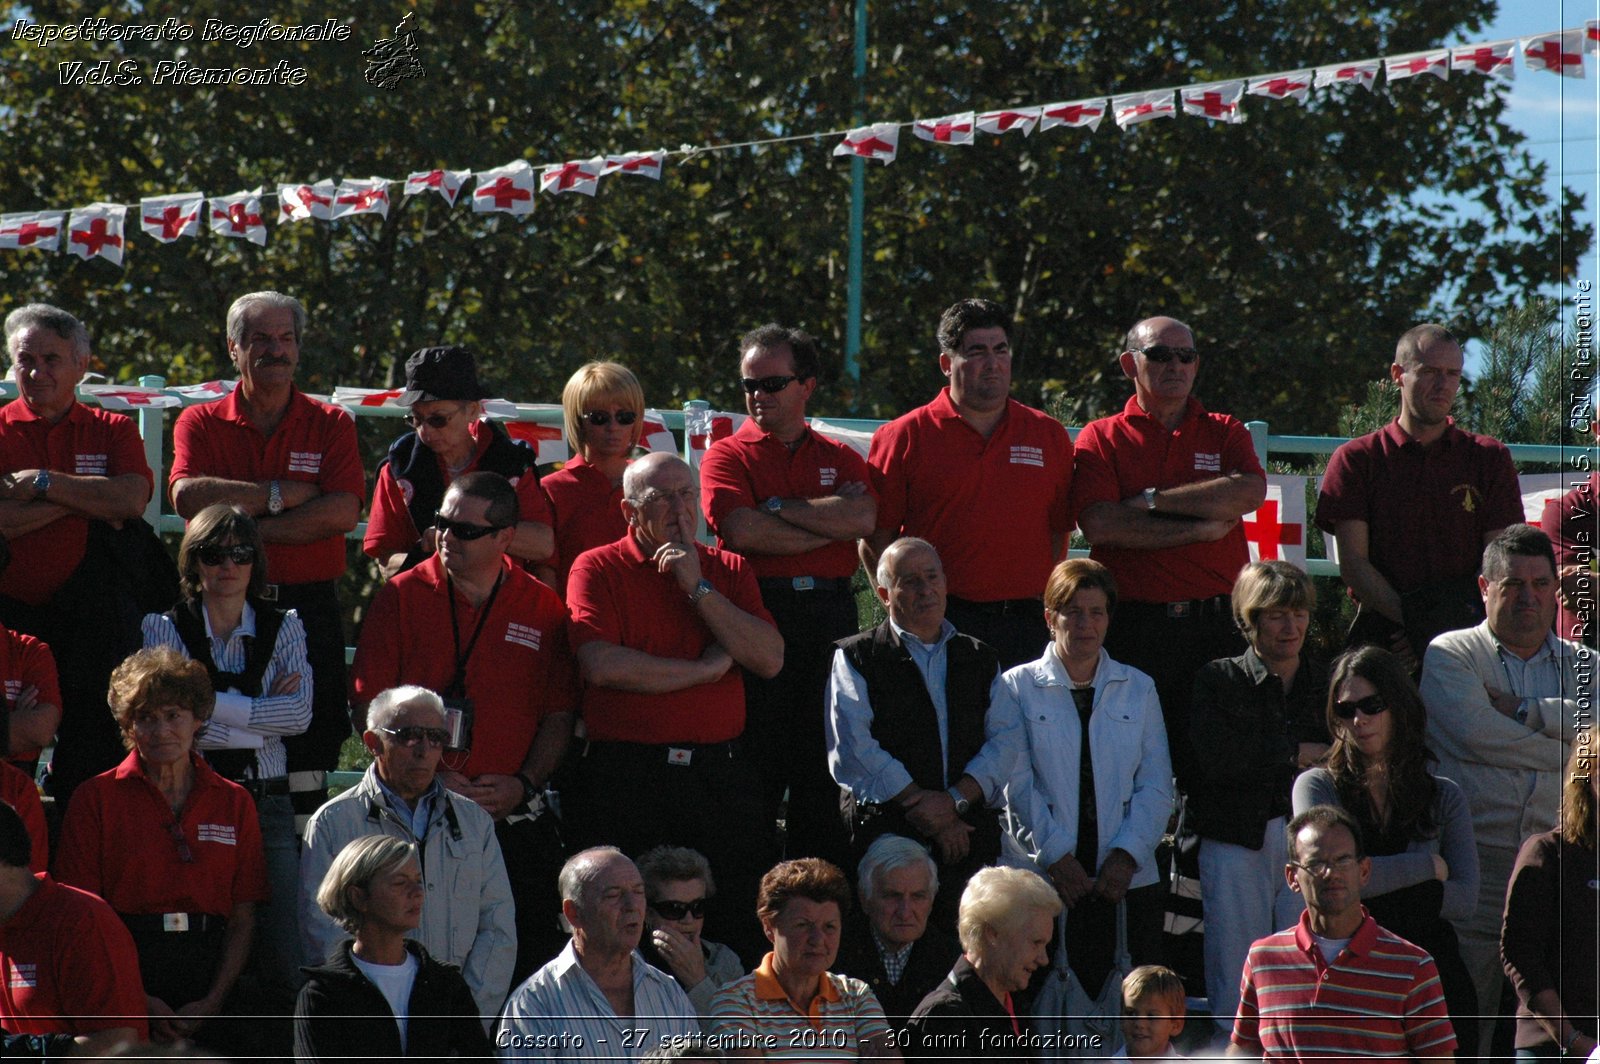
[434,513,509,541]
[1136,344,1201,364]
[740,374,799,395]
[196,544,256,567]
[650,898,708,920]
[583,409,639,427]
[378,725,451,749]
[406,412,456,429]
[1332,695,1388,720]
[1289,854,1360,878]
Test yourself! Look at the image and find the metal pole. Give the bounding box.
[844,0,867,410]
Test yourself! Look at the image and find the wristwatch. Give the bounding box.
[31,469,50,500]
[763,496,784,514]
[947,786,972,816]
[1142,486,1158,511]
[689,578,715,603]
[267,479,284,515]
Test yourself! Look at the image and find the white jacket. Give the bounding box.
[997,645,1174,887]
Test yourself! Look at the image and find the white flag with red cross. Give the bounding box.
[331,178,391,219]
[1243,476,1308,566]
[1523,31,1586,77]
[0,211,65,252]
[404,169,470,206]
[1112,89,1175,129]
[1039,99,1108,132]
[541,158,604,197]
[1314,60,1380,91]
[139,193,203,243]
[1451,40,1516,79]
[640,411,678,455]
[499,409,571,466]
[1181,81,1245,123]
[1247,70,1313,103]
[209,190,268,245]
[1385,50,1450,82]
[977,107,1041,137]
[1588,20,1600,55]
[172,380,238,401]
[834,124,900,163]
[278,181,337,222]
[67,203,127,264]
[472,162,537,215]
[913,113,976,145]
[82,384,182,410]
[603,152,666,180]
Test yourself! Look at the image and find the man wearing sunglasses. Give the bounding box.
[1070,315,1266,792]
[700,323,876,869]
[299,684,514,1022]
[863,298,1075,669]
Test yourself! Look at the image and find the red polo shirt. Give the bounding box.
[54,751,269,917]
[1542,472,1598,644]
[701,420,875,580]
[1315,420,1522,594]
[868,390,1074,601]
[568,534,774,744]
[350,555,576,777]
[0,625,60,762]
[363,421,554,561]
[170,387,365,585]
[0,399,153,605]
[0,875,149,1040]
[0,761,47,873]
[1070,396,1263,602]
[542,455,629,597]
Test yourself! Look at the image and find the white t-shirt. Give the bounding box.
[351,949,420,1053]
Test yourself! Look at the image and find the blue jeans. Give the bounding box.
[1199,817,1305,1034]
[253,793,303,997]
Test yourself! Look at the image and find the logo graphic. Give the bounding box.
[364,12,424,89]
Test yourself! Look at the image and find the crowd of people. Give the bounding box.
[0,293,1593,1062]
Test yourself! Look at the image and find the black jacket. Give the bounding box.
[295,939,493,1062]
[905,957,1026,1062]
[834,915,961,1028]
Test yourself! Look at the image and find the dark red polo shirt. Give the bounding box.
[568,534,774,744]
[0,760,47,873]
[0,625,61,762]
[1070,396,1264,602]
[364,421,554,561]
[701,419,874,580]
[54,751,269,917]
[1315,420,1523,593]
[170,387,365,585]
[539,455,629,598]
[350,555,576,778]
[0,875,149,1040]
[0,399,153,605]
[868,390,1074,601]
[1541,471,1597,643]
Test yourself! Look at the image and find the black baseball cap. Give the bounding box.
[398,345,490,405]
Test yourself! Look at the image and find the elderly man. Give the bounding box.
[1069,315,1266,789]
[700,323,876,865]
[863,298,1074,668]
[1317,324,1522,666]
[299,685,514,1019]
[826,537,1021,930]
[1232,805,1457,1059]
[352,471,576,980]
[0,304,158,802]
[498,847,698,1061]
[833,833,959,1025]
[566,451,782,960]
[1420,524,1583,1054]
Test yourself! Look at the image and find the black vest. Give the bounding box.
[164,598,286,781]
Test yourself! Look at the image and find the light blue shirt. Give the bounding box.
[374,771,441,841]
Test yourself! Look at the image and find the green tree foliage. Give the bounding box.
[0,0,1588,435]
[1462,298,1570,446]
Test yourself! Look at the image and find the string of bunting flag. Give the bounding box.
[3,24,1594,267]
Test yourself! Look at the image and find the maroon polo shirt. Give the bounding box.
[542,455,629,598]
[1541,471,1598,644]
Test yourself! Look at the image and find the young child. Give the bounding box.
[1112,965,1187,1059]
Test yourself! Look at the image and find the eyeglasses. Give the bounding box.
[1136,344,1201,364]
[631,487,698,508]
[650,898,708,920]
[196,544,256,567]
[1289,854,1360,878]
[166,821,195,864]
[1332,695,1388,720]
[583,409,639,427]
[740,375,800,395]
[434,513,509,541]
[406,406,468,429]
[377,725,451,749]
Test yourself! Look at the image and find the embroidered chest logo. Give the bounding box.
[1194,452,1222,472]
[1009,445,1044,468]
[7,962,37,990]
[74,453,108,475]
[505,622,543,650]
[819,466,838,487]
[196,823,238,846]
[3,680,19,704]
[396,478,415,505]
[1452,484,1482,513]
[287,451,323,474]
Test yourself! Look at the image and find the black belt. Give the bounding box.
[584,738,739,766]
[237,776,291,798]
[758,576,853,594]
[258,578,339,604]
[1127,594,1232,620]
[120,911,226,935]
[946,594,1043,617]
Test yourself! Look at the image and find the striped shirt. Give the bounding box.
[142,604,312,779]
[709,953,891,1061]
[497,941,698,1061]
[1232,909,1457,1059]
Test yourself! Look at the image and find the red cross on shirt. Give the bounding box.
[71,218,122,256]
[1243,499,1304,562]
[476,177,532,208]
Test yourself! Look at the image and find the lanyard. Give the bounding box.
[446,572,504,693]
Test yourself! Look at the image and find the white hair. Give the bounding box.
[857,833,938,902]
[876,536,940,589]
[366,685,445,731]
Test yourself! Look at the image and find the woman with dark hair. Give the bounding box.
[1292,644,1479,1055]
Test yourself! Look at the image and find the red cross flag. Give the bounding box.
[641,411,679,454]
[172,380,238,400]
[1242,476,1307,565]
[502,414,571,466]
[603,152,666,180]
[404,169,470,206]
[1112,89,1176,129]
[82,384,182,411]
[332,178,391,220]
[807,418,873,460]
[1181,81,1245,124]
[1451,40,1516,79]
[139,193,202,243]
[913,113,976,145]
[279,181,337,223]
[472,161,537,215]
[1247,70,1313,103]
[1039,98,1108,133]
[977,107,1041,137]
[541,158,604,197]
[833,124,900,164]
[1588,20,1599,55]
[0,211,65,252]
[1385,50,1450,82]
[208,190,268,246]
[1523,31,1586,77]
[66,203,126,265]
[1314,60,1380,91]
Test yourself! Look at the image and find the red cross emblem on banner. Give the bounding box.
[1455,46,1511,72]
[1044,103,1101,123]
[71,218,122,256]
[357,390,404,406]
[544,163,593,191]
[846,135,895,156]
[476,178,532,209]
[2,221,59,246]
[215,204,263,232]
[985,111,1032,130]
[337,188,388,210]
[1526,40,1582,70]
[144,205,197,239]
[1244,499,1304,561]
[1253,77,1306,97]
[415,171,445,188]
[611,156,655,173]
[1192,92,1236,117]
[1393,55,1442,75]
[923,119,971,141]
[1123,103,1157,120]
[94,390,156,405]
